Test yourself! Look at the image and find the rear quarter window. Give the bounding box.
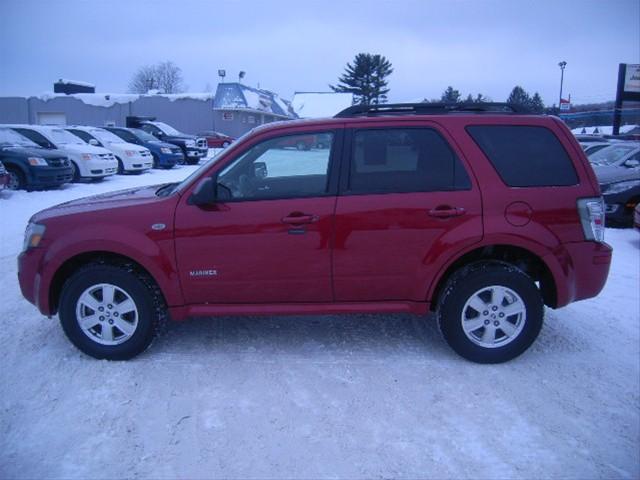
[466,125,579,187]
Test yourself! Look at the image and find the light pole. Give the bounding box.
[558,61,567,112]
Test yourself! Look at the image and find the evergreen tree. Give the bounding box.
[474,93,489,103]
[507,86,531,108]
[530,92,545,114]
[441,86,462,103]
[331,53,393,105]
[464,94,474,103]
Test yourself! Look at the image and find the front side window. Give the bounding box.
[217,132,334,201]
[348,128,471,194]
[48,128,86,145]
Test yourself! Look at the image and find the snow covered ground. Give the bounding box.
[0,164,638,479]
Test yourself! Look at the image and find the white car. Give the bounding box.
[66,126,153,174]
[8,125,117,181]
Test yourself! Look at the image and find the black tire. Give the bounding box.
[59,263,166,360]
[437,262,543,364]
[116,157,125,174]
[6,167,25,190]
[70,161,81,182]
[222,141,230,148]
[151,153,159,169]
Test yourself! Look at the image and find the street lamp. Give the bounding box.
[558,61,567,112]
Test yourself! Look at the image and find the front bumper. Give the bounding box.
[27,166,73,187]
[18,247,46,313]
[186,148,208,160]
[82,159,118,178]
[157,152,183,168]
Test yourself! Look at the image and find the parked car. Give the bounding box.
[65,126,153,174]
[588,142,640,168]
[105,127,184,169]
[127,117,207,165]
[18,103,612,363]
[199,131,235,148]
[634,204,640,230]
[8,125,117,181]
[277,134,316,150]
[593,164,640,227]
[0,160,10,190]
[582,142,610,155]
[0,127,73,190]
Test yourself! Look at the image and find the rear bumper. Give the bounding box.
[549,241,612,308]
[157,152,182,167]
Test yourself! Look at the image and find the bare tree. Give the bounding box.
[156,61,184,94]
[128,61,185,94]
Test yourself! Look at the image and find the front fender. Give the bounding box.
[38,225,182,315]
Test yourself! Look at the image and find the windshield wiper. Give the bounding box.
[156,182,178,197]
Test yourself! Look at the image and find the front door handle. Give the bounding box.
[281,213,319,225]
[428,206,466,218]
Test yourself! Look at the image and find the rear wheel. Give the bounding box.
[6,167,25,190]
[437,262,543,363]
[222,141,230,148]
[59,263,166,360]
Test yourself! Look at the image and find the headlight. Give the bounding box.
[185,140,195,147]
[23,223,46,251]
[160,147,172,154]
[125,150,135,157]
[81,153,95,161]
[27,157,48,166]
[602,179,640,195]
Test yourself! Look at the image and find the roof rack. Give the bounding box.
[334,102,531,118]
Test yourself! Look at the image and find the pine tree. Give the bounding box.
[441,86,461,103]
[464,94,474,103]
[331,53,393,105]
[507,86,531,108]
[530,92,545,114]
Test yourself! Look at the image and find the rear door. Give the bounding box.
[333,122,483,302]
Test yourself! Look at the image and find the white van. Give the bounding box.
[66,126,153,173]
[8,125,118,181]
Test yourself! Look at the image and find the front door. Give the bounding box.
[174,130,341,305]
[333,124,483,302]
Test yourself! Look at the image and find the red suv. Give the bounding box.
[17,103,612,363]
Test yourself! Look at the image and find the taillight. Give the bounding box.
[577,197,605,242]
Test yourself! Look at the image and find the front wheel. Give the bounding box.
[59,263,166,360]
[6,168,25,190]
[437,262,543,363]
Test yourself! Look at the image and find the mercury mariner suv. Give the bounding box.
[18,103,612,363]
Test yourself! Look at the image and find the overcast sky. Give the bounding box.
[1,0,638,105]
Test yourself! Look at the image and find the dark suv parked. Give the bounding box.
[105,127,184,169]
[126,117,207,165]
[0,127,73,190]
[18,103,611,363]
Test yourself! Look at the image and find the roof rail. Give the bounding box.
[334,102,531,118]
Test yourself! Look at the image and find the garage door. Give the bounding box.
[36,112,67,125]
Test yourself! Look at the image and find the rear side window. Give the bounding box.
[68,129,93,144]
[348,128,471,194]
[467,125,578,187]
[13,128,51,148]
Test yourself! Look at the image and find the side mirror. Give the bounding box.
[624,159,639,168]
[155,131,164,138]
[254,161,268,179]
[88,139,100,146]
[188,176,217,206]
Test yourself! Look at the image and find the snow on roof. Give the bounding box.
[213,83,295,117]
[56,79,96,88]
[291,92,353,118]
[571,125,639,135]
[36,92,214,108]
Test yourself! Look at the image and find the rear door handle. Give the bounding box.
[281,213,319,225]
[428,206,466,218]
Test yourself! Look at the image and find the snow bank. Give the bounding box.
[292,92,353,118]
[36,92,215,108]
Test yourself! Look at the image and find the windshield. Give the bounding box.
[0,128,40,147]
[90,128,126,144]
[48,128,86,145]
[154,122,183,136]
[589,144,637,166]
[131,128,159,142]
